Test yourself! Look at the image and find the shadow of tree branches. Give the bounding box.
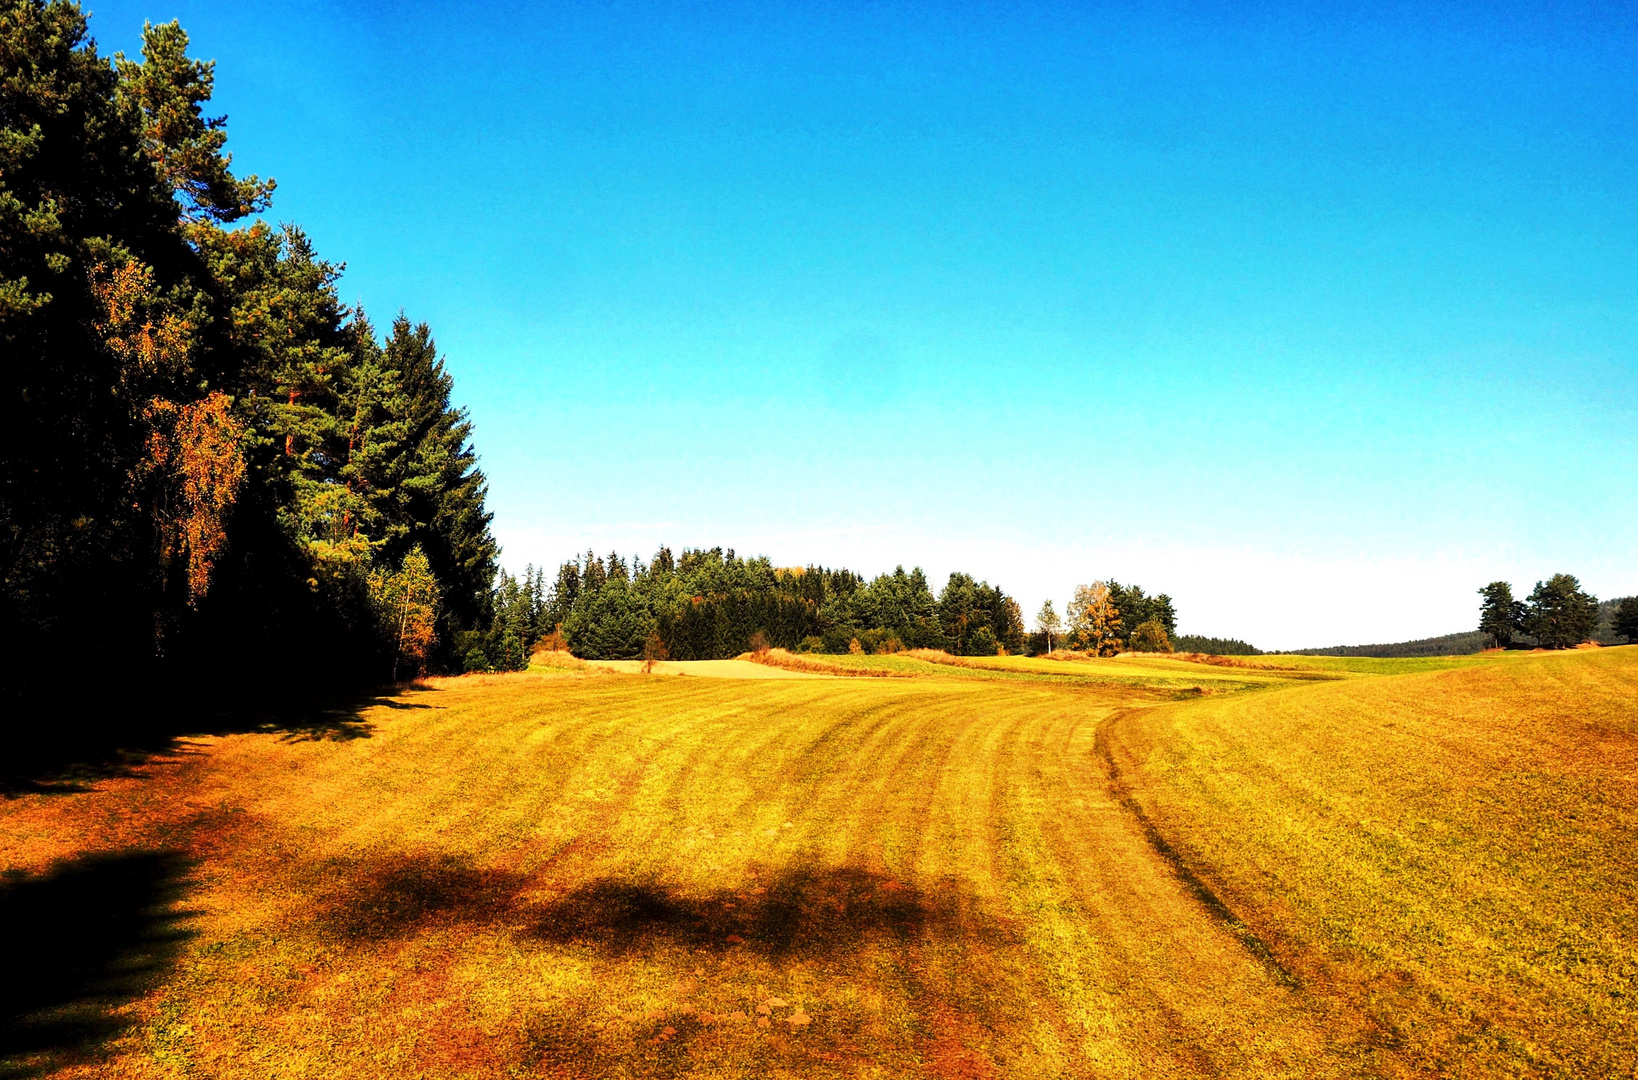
[0,850,195,1079]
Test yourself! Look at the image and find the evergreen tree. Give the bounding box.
[1613,597,1638,645]
[2,7,502,728]
[380,316,497,664]
[1477,581,1524,648]
[1524,574,1598,649]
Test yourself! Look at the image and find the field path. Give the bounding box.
[1,665,1390,1078]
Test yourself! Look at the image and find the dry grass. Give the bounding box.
[898,648,1015,671]
[1103,646,1638,1078]
[3,649,1629,1077]
[743,648,910,678]
[0,659,1333,1078]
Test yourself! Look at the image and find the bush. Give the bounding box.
[1128,619,1172,653]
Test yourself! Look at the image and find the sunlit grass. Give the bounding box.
[3,649,1629,1077]
[1105,645,1638,1078]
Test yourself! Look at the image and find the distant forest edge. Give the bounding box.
[1292,596,1635,658]
[475,550,1185,665]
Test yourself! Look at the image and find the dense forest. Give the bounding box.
[467,554,1189,666]
[464,548,1032,664]
[1,5,495,722]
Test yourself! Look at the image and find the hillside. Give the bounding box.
[1103,646,1638,1077]
[1293,595,1635,656]
[2,648,1632,1077]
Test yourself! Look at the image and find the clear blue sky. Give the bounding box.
[90,0,1637,648]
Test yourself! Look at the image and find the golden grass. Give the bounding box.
[3,649,1630,1077]
[742,648,910,677]
[1103,646,1638,1078]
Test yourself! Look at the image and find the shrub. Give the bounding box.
[1129,619,1173,653]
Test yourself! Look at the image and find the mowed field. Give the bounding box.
[1,649,1633,1078]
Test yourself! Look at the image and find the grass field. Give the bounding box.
[1,648,1632,1078]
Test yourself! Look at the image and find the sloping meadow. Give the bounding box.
[1103,647,1638,1078]
[2,650,1630,1077]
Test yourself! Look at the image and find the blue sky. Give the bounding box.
[89,0,1637,648]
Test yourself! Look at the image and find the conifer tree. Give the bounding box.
[1613,597,1638,645]
[1477,582,1524,649]
[1523,574,1598,649]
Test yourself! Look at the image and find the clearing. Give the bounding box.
[1,648,1632,1078]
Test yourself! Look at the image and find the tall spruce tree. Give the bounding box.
[380,315,496,664]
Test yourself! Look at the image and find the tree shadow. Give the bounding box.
[0,850,195,1078]
[527,867,966,960]
[0,686,435,796]
[306,850,999,964]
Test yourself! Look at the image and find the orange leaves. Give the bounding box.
[91,259,194,382]
[91,259,245,604]
[173,391,246,600]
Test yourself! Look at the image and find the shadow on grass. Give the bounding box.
[307,851,1005,962]
[0,850,195,1079]
[290,852,1028,1075]
[0,687,436,797]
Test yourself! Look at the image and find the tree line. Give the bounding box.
[1478,575,1638,649]
[463,547,1030,665]
[2,6,497,722]
[1033,581,1178,656]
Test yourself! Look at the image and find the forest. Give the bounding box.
[467,548,1182,665]
[1,7,494,724]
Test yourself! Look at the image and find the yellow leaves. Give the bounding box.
[91,260,243,604]
[91,259,194,381]
[173,391,245,600]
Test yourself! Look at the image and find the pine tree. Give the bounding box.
[1523,574,1598,649]
[113,20,273,223]
[1613,597,1638,645]
[1477,582,1524,648]
[380,315,496,662]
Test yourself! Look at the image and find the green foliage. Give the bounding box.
[1128,619,1172,653]
[1524,574,1599,649]
[1613,598,1638,645]
[1106,582,1177,641]
[369,546,439,681]
[113,20,272,222]
[533,547,1025,661]
[1173,635,1262,656]
[1291,631,1489,659]
[1035,601,1062,653]
[1,6,500,722]
[1477,581,1525,648]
